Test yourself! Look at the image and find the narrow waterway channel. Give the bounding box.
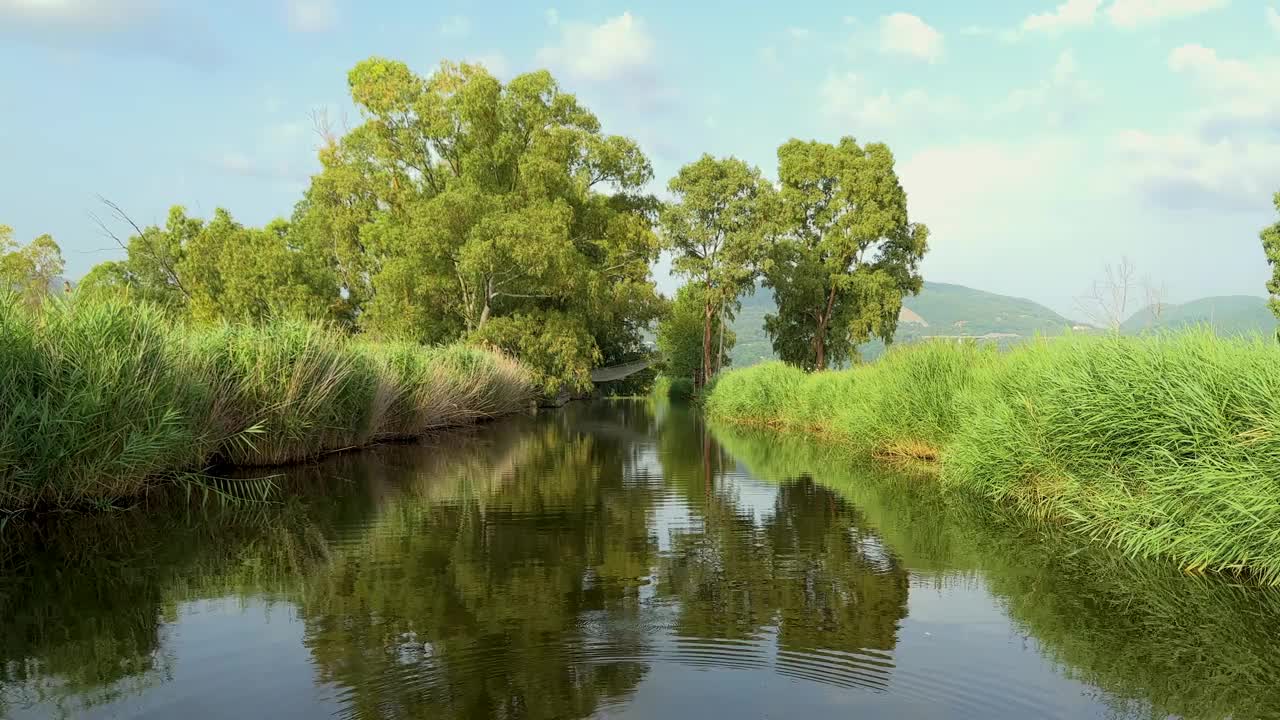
[3,400,1278,719]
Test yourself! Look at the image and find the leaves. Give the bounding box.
[1261,192,1280,322]
[764,137,928,370]
[0,226,65,306]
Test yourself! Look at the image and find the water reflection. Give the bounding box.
[2,401,1279,719]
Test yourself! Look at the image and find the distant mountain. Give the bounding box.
[1122,296,1277,336]
[728,282,1085,367]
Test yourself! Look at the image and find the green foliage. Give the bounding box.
[764,137,929,370]
[661,154,774,383]
[706,341,987,457]
[0,226,64,305]
[666,376,695,402]
[470,311,600,395]
[78,206,342,325]
[0,294,534,510]
[708,330,1280,583]
[945,330,1280,583]
[1262,191,1280,322]
[656,284,734,383]
[292,58,663,392]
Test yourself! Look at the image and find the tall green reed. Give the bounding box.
[0,293,535,511]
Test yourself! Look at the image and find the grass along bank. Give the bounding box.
[705,331,1280,583]
[0,293,534,511]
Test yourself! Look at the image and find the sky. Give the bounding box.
[2,0,1279,318]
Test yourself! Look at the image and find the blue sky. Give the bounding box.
[2,0,1278,316]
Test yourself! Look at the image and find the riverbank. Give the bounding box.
[0,294,535,511]
[705,331,1280,583]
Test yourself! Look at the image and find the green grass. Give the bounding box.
[706,330,1280,583]
[706,340,992,459]
[0,293,534,510]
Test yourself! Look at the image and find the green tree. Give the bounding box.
[656,284,734,383]
[1262,192,1280,328]
[294,58,663,394]
[661,156,774,385]
[80,206,341,325]
[764,138,929,370]
[0,225,65,305]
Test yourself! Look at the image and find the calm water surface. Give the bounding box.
[4,401,1280,719]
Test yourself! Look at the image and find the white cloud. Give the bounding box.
[0,0,218,64]
[994,49,1101,126]
[1168,43,1271,97]
[535,11,654,83]
[439,14,469,37]
[898,135,1273,312]
[286,0,336,32]
[1167,44,1280,139]
[1022,0,1100,32]
[1106,0,1228,27]
[820,72,954,130]
[1111,129,1280,211]
[1107,44,1280,212]
[0,0,159,30]
[1269,6,1280,34]
[879,13,943,62]
[467,52,511,79]
[787,27,811,39]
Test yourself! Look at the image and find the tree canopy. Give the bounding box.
[763,138,928,370]
[1262,192,1280,325]
[0,225,65,306]
[661,155,774,384]
[290,58,663,393]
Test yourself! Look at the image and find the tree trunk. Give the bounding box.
[715,305,726,376]
[701,300,713,387]
[814,284,839,371]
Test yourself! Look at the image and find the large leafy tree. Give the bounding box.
[661,156,774,385]
[0,225,65,305]
[293,59,663,393]
[764,138,929,371]
[1262,192,1280,324]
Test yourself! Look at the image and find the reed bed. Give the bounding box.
[705,331,1280,583]
[0,293,534,510]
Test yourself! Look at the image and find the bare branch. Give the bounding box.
[91,196,192,299]
[1142,274,1167,328]
[1075,256,1136,332]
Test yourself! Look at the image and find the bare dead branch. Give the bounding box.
[1075,256,1137,332]
[91,196,192,299]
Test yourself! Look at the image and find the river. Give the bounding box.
[3,400,1279,719]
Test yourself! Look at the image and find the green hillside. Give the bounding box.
[1122,296,1277,336]
[727,282,1081,368]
